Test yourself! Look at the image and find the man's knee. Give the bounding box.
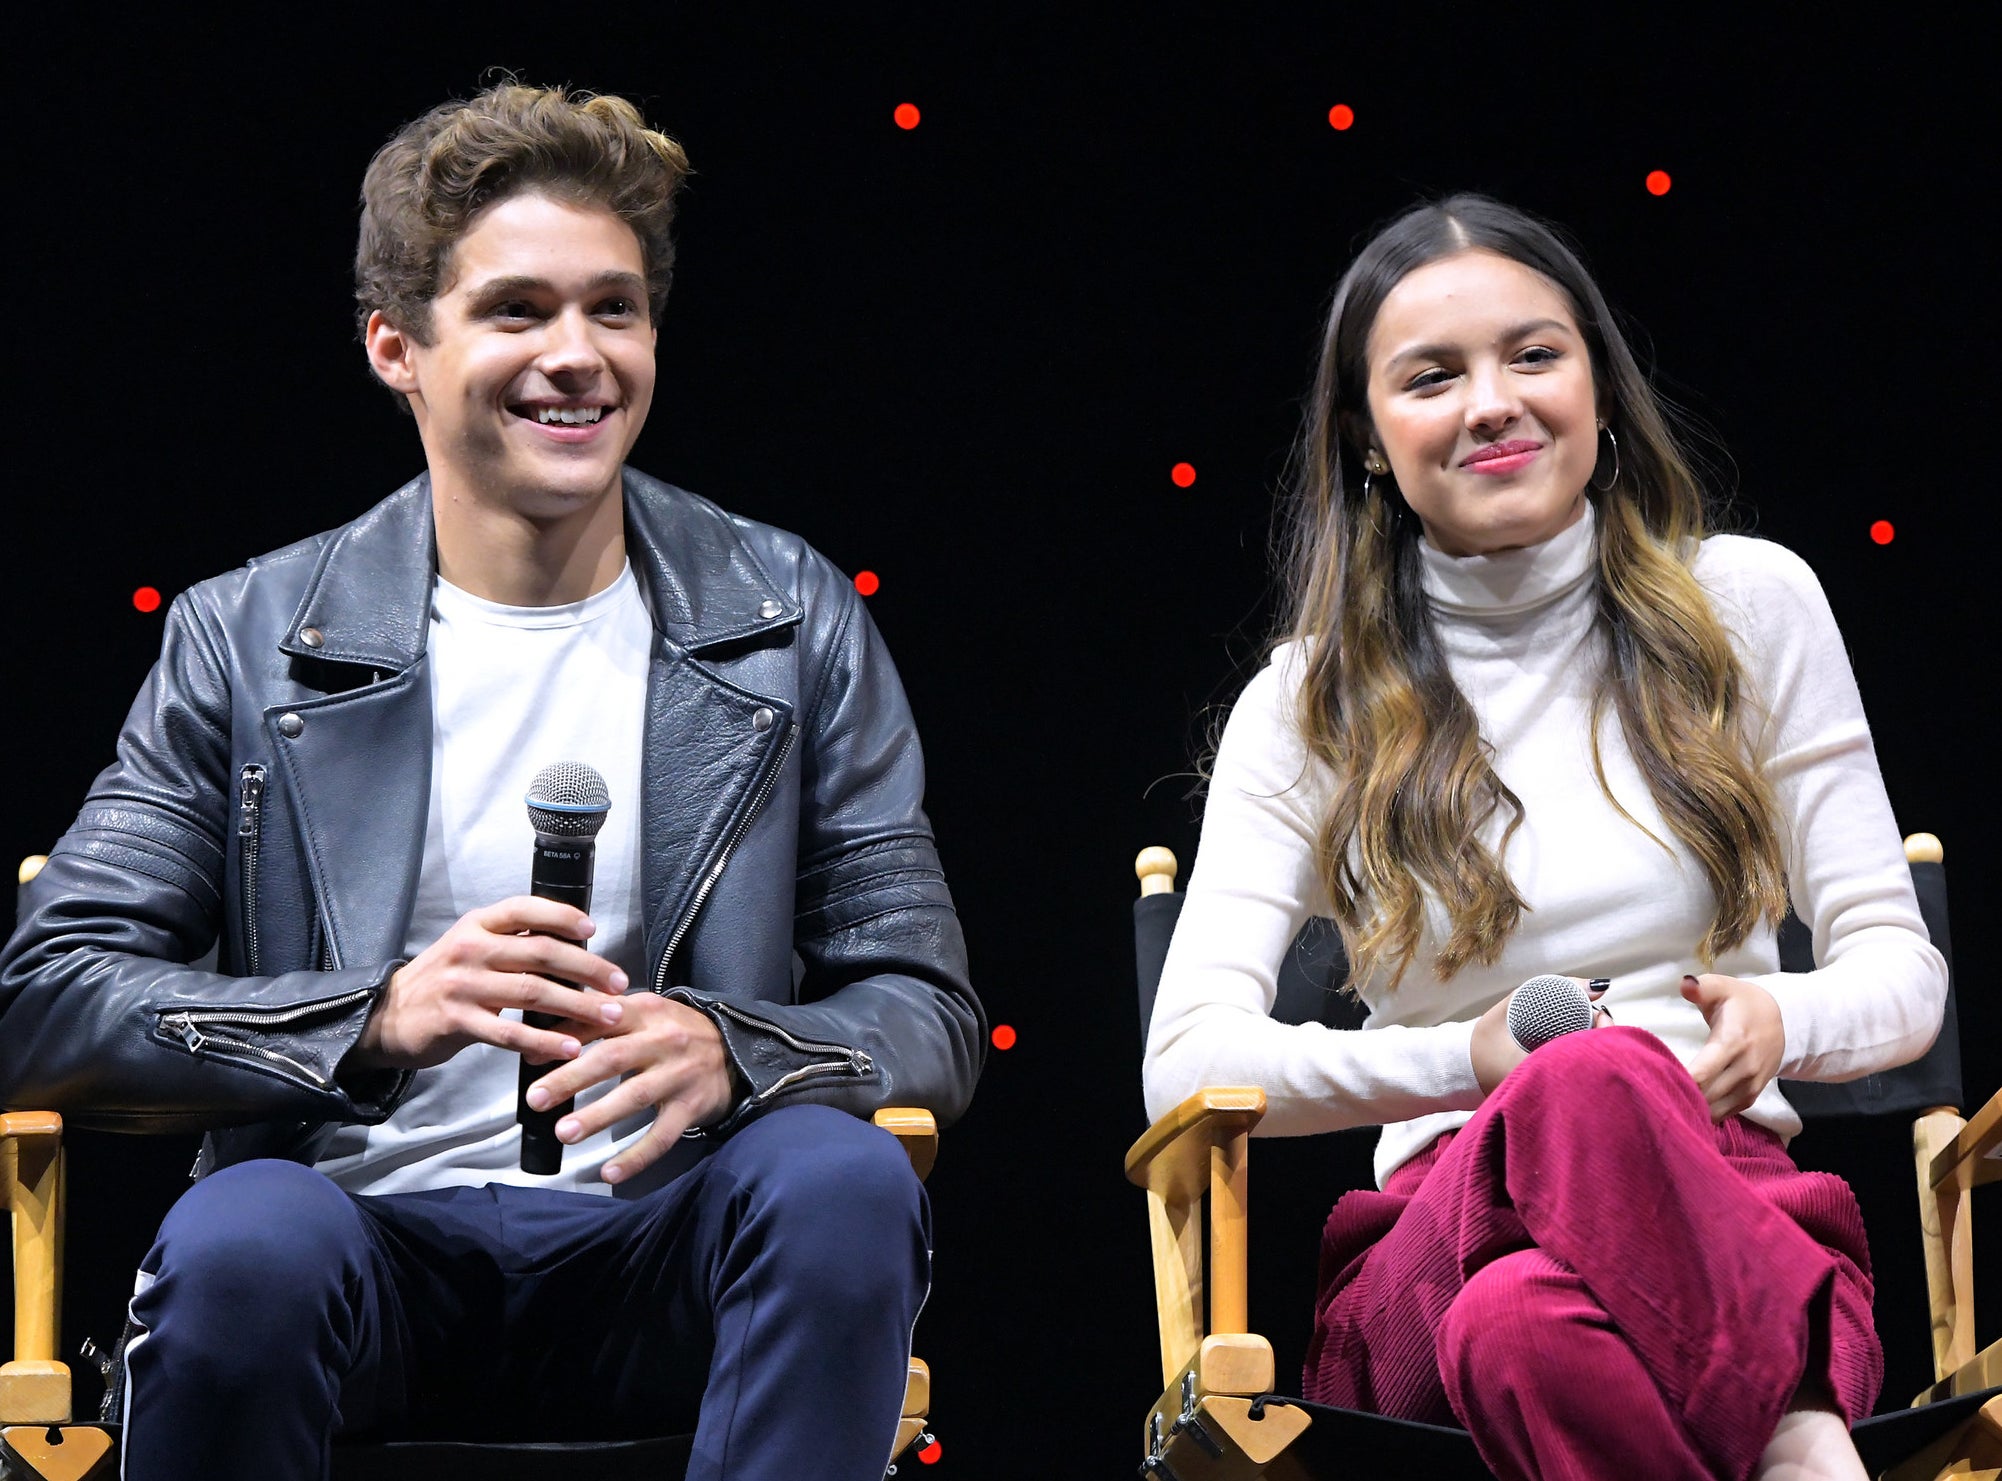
[719,1106,929,1289]
[150,1159,363,1307]
[728,1106,923,1212]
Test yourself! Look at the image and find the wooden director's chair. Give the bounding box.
[2,860,939,1481]
[1126,833,2000,1481]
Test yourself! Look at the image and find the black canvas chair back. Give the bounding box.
[1134,858,1962,1123]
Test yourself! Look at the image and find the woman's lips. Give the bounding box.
[1461,440,1542,476]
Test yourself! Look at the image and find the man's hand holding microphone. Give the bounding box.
[348,761,735,1185]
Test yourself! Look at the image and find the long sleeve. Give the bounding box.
[673,551,986,1133]
[1705,538,1948,1080]
[1141,647,1485,1135]
[0,589,406,1128]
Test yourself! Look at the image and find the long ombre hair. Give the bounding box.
[1281,195,1787,990]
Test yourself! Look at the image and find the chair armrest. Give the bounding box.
[1123,1088,1266,1202]
[873,1107,938,1183]
[1929,1086,2002,1195]
[1,1111,70,1425]
[1124,1089,1268,1388]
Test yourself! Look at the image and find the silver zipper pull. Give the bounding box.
[850,1050,874,1073]
[165,1014,207,1053]
[238,767,265,836]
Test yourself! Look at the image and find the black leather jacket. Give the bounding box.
[0,470,983,1177]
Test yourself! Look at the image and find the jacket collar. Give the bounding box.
[279,467,802,668]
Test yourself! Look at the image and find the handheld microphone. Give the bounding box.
[1506,974,1595,1053]
[518,761,612,1175]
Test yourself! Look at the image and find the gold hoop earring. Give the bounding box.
[1361,471,1401,538]
[1591,424,1621,493]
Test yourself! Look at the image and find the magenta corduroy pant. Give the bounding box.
[1304,1027,1881,1481]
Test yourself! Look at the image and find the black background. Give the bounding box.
[7,7,1994,1476]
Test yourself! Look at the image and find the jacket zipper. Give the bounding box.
[156,989,373,1092]
[654,722,798,992]
[237,764,266,975]
[704,998,875,1098]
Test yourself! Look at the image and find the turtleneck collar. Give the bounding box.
[1417,500,1598,617]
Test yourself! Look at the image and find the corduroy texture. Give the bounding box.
[1304,1028,1880,1481]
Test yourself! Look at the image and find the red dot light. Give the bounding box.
[1170,462,1197,488]
[1327,104,1355,131]
[893,102,920,131]
[855,570,881,596]
[1870,520,1895,545]
[1645,169,1672,196]
[132,586,162,613]
[990,1024,1017,1051]
[919,1439,943,1464]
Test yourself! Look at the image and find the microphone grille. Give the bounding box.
[1506,974,1594,1052]
[525,761,612,839]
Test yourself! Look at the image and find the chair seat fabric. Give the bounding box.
[330,1436,694,1480]
[1269,1385,2001,1481]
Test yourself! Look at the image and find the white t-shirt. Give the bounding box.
[1143,504,1948,1187]
[318,562,652,1195]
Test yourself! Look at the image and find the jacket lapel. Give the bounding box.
[265,666,432,970]
[621,470,802,981]
[268,477,435,970]
[635,643,793,986]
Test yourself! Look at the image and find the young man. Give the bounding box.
[0,84,982,1480]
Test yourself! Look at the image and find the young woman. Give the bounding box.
[1141,195,1946,1481]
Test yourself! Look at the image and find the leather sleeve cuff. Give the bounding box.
[331,959,415,1120]
[659,987,875,1134]
[660,989,754,1133]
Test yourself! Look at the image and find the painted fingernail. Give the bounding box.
[525,1088,549,1111]
[601,1001,624,1024]
[1682,975,1700,989]
[556,1117,580,1142]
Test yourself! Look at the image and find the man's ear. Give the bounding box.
[364,310,423,402]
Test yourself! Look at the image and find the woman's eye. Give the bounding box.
[1408,369,1453,391]
[1517,346,1560,366]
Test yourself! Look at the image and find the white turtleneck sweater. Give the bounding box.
[1143,505,1948,1188]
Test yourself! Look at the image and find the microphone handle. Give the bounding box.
[520,839,595,1175]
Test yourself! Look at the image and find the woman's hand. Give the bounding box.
[1470,978,1610,1095]
[1681,974,1785,1122]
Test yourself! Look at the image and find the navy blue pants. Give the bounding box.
[122,1105,930,1481]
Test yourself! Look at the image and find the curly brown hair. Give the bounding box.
[355,82,690,348]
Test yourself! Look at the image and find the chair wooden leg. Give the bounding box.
[1915,1108,1976,1400]
[885,1358,933,1471]
[1148,1189,1204,1390]
[2,1114,71,1428]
